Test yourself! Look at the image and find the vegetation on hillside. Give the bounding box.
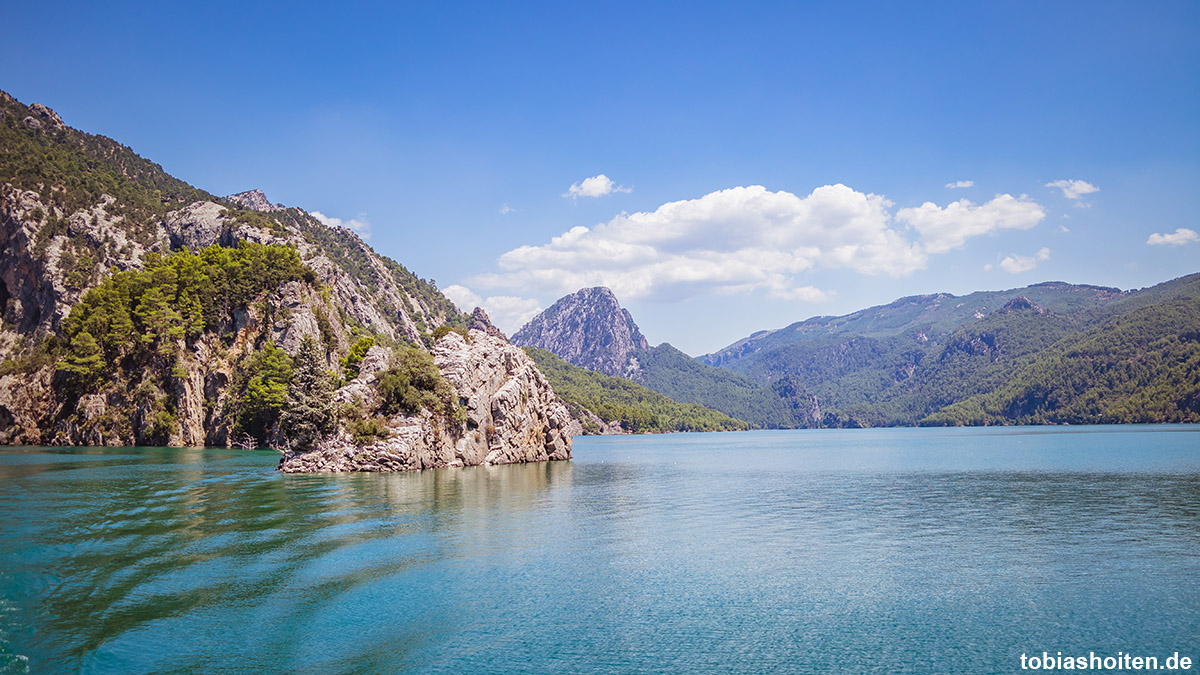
[55,243,314,373]
[232,343,293,442]
[525,347,749,433]
[0,93,215,232]
[924,298,1200,425]
[43,243,318,443]
[632,344,800,428]
[697,276,1200,428]
[377,346,465,428]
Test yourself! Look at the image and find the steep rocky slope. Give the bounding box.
[280,328,573,472]
[0,91,572,469]
[512,286,648,377]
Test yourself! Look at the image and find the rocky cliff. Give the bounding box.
[0,90,573,470]
[511,286,649,377]
[280,329,572,472]
[225,189,283,212]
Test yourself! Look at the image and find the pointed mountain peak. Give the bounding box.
[511,286,648,377]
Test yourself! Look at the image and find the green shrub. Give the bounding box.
[376,346,464,427]
[348,416,390,445]
[432,325,471,343]
[340,336,375,379]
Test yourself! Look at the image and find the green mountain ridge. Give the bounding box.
[924,282,1200,425]
[522,347,749,433]
[629,343,801,428]
[523,274,1199,430]
[703,274,1200,427]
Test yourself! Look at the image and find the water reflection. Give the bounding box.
[0,427,1197,674]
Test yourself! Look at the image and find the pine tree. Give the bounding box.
[235,343,292,442]
[280,336,335,451]
[56,331,106,389]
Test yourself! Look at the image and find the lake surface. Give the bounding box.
[1,426,1198,674]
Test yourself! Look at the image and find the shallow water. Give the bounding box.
[1,426,1197,674]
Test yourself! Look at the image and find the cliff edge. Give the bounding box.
[279,328,573,472]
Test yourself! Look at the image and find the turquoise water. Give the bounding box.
[0,426,1198,674]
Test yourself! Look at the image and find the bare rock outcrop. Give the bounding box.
[470,306,508,341]
[278,329,572,472]
[271,280,324,355]
[511,286,649,377]
[225,189,283,212]
[165,201,228,251]
[28,104,65,130]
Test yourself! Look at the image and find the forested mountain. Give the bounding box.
[522,347,749,433]
[704,275,1200,427]
[514,288,806,428]
[925,279,1200,425]
[526,275,1199,429]
[0,91,572,472]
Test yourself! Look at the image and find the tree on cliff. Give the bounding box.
[280,336,336,451]
[234,343,292,443]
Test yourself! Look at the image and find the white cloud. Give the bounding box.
[945,180,974,189]
[442,284,482,312]
[480,183,1048,304]
[1046,179,1100,201]
[480,296,544,335]
[1059,224,1070,233]
[564,174,631,199]
[499,203,516,215]
[474,183,1050,305]
[896,194,1046,254]
[310,211,371,240]
[442,284,542,335]
[1146,228,1199,246]
[998,247,1051,274]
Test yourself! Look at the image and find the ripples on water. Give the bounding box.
[0,426,1197,674]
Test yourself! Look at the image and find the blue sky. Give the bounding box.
[4,1,1198,354]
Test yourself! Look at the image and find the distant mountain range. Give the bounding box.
[515,275,1200,428]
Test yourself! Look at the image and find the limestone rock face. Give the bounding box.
[278,329,573,473]
[271,281,322,356]
[469,307,508,341]
[435,330,572,466]
[28,104,65,130]
[165,201,227,251]
[511,286,648,377]
[996,296,1046,315]
[225,189,283,212]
